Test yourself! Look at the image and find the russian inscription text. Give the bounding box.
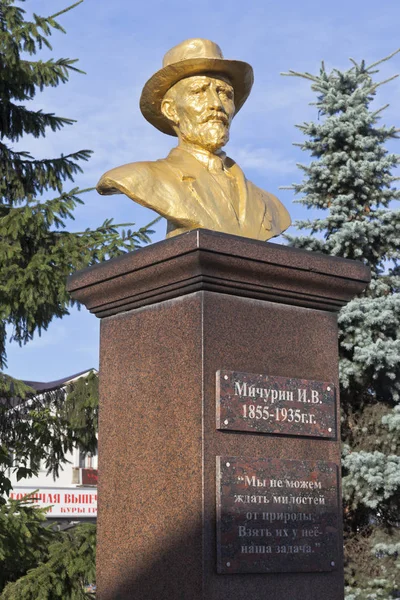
[216,457,340,574]
[216,370,336,438]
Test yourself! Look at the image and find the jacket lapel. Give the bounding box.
[225,159,248,226]
[165,149,222,227]
[165,149,245,231]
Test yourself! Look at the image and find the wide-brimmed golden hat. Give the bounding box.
[140,38,254,137]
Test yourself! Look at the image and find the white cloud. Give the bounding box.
[230,145,298,176]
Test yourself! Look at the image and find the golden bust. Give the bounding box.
[97,38,291,241]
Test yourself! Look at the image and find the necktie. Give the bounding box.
[207,156,240,219]
[207,154,225,173]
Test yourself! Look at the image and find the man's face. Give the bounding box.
[162,74,235,152]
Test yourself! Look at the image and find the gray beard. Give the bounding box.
[178,120,230,153]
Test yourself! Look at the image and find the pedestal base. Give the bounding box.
[68,230,369,600]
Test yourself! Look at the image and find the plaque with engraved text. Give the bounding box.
[216,370,336,438]
[216,457,340,574]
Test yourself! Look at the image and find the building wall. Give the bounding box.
[8,370,98,521]
[9,448,98,520]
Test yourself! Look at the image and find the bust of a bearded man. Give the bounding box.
[97,38,291,241]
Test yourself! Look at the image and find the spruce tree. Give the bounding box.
[0,496,96,599]
[0,1,156,594]
[0,0,157,369]
[0,0,157,485]
[0,376,99,597]
[282,51,400,599]
[0,495,53,590]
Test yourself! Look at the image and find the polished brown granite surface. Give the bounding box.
[67,230,370,600]
[68,228,369,317]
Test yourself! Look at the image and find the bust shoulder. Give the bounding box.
[246,179,292,237]
[97,160,164,196]
[96,158,181,217]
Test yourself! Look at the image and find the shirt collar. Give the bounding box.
[176,141,227,171]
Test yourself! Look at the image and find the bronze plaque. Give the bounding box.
[216,370,336,438]
[216,457,340,574]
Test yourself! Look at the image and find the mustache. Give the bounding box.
[201,112,229,125]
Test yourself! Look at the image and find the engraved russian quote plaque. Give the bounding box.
[216,370,336,438]
[216,457,340,574]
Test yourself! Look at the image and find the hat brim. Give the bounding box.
[140,58,254,136]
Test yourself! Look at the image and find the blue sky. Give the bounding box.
[5,0,400,381]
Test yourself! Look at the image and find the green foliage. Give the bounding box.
[342,447,400,509]
[344,526,400,600]
[283,50,400,599]
[62,371,99,451]
[0,0,158,595]
[0,0,157,505]
[0,0,158,368]
[0,372,98,502]
[0,372,98,596]
[0,497,96,599]
[0,495,53,590]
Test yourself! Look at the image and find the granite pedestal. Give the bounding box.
[68,229,370,600]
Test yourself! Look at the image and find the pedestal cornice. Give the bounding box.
[67,229,370,318]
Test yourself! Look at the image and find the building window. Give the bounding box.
[79,450,97,469]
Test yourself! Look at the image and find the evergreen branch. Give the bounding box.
[0,101,75,141]
[0,522,96,599]
[67,186,94,195]
[280,70,319,82]
[366,48,400,71]
[0,373,35,399]
[49,1,84,21]
[0,142,91,165]
[22,187,95,225]
[2,7,57,55]
[1,146,92,167]
[371,104,390,118]
[72,216,160,237]
[0,144,93,201]
[31,11,65,38]
[371,74,399,92]
[1,58,86,103]
[21,56,85,79]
